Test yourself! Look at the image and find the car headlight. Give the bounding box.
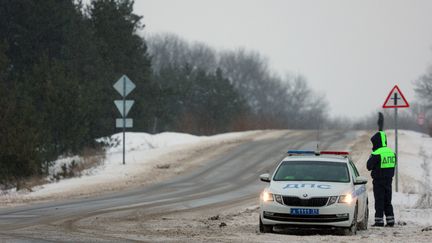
[274,194,283,204]
[327,196,338,206]
[338,194,353,204]
[262,190,274,202]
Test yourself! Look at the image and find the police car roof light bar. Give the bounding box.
[287,150,316,155]
[320,151,349,155]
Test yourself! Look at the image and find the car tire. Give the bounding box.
[259,217,273,233]
[342,203,358,235]
[358,202,368,230]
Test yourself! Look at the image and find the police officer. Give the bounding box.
[367,130,396,227]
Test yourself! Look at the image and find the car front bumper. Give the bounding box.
[260,200,355,228]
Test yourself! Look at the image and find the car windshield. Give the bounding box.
[273,161,350,183]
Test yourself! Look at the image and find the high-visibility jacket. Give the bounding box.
[367,131,395,179]
[372,147,396,169]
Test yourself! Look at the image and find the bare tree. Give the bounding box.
[186,41,217,72]
[414,66,432,108]
[281,75,328,128]
[146,33,216,73]
[218,48,273,112]
[147,32,330,129]
[413,65,432,134]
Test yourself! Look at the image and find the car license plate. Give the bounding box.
[290,208,319,215]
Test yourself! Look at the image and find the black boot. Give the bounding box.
[386,216,395,227]
[372,222,384,227]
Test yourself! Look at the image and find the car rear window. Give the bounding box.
[273,161,350,183]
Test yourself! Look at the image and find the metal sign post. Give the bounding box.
[113,75,136,165]
[394,107,398,192]
[382,85,409,192]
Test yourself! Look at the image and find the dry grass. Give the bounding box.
[78,147,105,172]
[52,146,106,181]
[15,176,48,192]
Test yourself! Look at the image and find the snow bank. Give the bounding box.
[96,132,203,154]
[377,130,432,226]
[390,192,432,226]
[23,132,210,198]
[386,130,432,195]
[48,155,83,177]
[43,132,205,181]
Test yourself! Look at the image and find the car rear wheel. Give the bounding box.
[259,217,273,233]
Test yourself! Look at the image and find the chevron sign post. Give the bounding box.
[113,75,136,165]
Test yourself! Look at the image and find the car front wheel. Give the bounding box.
[259,216,273,233]
[341,203,358,235]
[358,203,368,230]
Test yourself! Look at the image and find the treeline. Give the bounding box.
[0,0,154,184]
[0,0,326,185]
[350,107,425,132]
[330,97,428,134]
[146,33,328,132]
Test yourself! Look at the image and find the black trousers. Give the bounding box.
[373,178,394,223]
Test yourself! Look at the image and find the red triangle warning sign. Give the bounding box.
[382,85,410,108]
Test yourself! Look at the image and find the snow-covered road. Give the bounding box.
[0,129,431,242]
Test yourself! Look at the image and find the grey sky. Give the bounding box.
[134,0,432,118]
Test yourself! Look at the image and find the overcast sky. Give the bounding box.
[134,0,432,118]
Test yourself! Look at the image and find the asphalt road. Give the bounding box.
[0,130,357,242]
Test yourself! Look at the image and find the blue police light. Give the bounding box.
[287,150,316,155]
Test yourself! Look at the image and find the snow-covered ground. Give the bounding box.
[70,127,432,243]
[351,129,432,227]
[384,130,432,226]
[1,129,432,242]
[0,130,280,206]
[111,129,431,242]
[387,130,432,194]
[2,129,432,215]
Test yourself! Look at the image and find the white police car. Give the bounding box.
[259,150,368,235]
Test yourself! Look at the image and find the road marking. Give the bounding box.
[0,214,38,218]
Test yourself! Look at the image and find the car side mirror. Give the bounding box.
[354,176,368,185]
[260,173,270,183]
